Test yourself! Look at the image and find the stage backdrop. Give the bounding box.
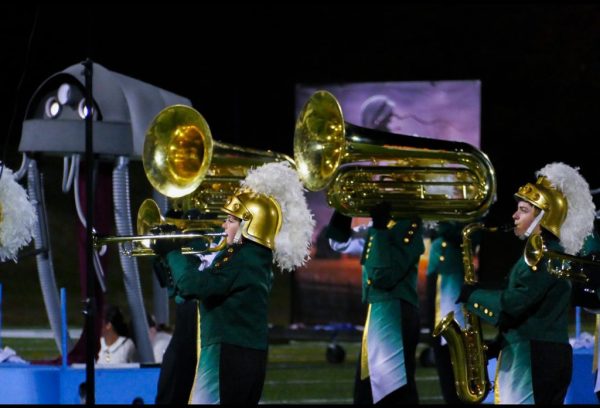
[291,80,481,326]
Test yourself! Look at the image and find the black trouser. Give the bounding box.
[219,343,268,404]
[155,300,199,404]
[353,299,420,405]
[530,340,572,404]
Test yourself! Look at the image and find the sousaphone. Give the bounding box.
[143,104,294,221]
[294,90,496,221]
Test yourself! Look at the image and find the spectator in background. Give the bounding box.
[147,312,173,364]
[96,304,138,364]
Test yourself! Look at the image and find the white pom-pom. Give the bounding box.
[0,167,37,262]
[536,162,595,255]
[242,162,315,272]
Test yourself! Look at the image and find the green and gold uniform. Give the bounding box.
[167,240,273,404]
[464,237,572,404]
[329,218,424,404]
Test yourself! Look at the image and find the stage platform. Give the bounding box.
[0,347,596,403]
[0,363,159,404]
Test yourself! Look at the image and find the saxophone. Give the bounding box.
[432,222,499,404]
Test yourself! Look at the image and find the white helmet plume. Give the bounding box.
[242,161,315,271]
[536,162,595,255]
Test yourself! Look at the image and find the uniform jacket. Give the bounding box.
[465,238,570,345]
[361,219,424,306]
[166,240,273,350]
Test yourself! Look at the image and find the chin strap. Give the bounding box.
[233,220,244,244]
[522,209,545,239]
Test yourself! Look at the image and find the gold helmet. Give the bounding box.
[222,188,282,249]
[514,176,567,238]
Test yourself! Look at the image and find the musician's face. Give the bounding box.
[222,215,241,245]
[512,200,541,238]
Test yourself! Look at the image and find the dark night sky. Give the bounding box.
[2,3,600,277]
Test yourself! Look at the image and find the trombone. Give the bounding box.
[94,198,227,257]
[93,231,227,257]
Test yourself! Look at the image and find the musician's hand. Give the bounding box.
[152,237,183,258]
[150,223,178,235]
[370,202,392,230]
[165,208,184,219]
[497,312,519,333]
[456,283,478,304]
[326,211,353,242]
[484,337,501,360]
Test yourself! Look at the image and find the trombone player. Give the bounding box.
[152,209,220,405]
[456,162,595,404]
[151,162,314,404]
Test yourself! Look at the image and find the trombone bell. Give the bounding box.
[94,198,227,257]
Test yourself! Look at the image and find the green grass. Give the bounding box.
[2,337,58,361]
[262,341,356,404]
[262,341,443,404]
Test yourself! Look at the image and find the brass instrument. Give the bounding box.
[524,233,600,283]
[101,104,292,258]
[94,231,227,257]
[94,198,227,257]
[294,90,496,221]
[432,222,495,403]
[143,104,294,215]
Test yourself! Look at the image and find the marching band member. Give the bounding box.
[327,202,423,404]
[153,162,314,404]
[457,162,595,404]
